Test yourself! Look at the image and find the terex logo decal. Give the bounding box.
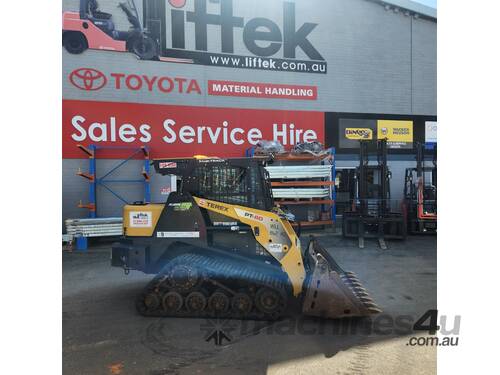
[69,68,107,91]
[206,202,229,212]
[68,68,201,94]
[198,199,230,212]
[146,0,327,74]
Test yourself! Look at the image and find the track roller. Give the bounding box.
[185,291,207,313]
[231,293,253,316]
[136,291,161,315]
[208,291,230,315]
[161,291,183,313]
[255,287,286,318]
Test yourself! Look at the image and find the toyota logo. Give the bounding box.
[69,68,107,91]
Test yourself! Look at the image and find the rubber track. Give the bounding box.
[136,253,291,320]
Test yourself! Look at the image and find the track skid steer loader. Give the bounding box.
[111,157,380,319]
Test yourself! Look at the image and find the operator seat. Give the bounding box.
[89,0,112,19]
[87,0,135,41]
[87,0,116,37]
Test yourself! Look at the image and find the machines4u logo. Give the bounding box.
[148,0,327,73]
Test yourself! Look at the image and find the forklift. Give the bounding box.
[62,0,158,60]
[342,139,406,249]
[402,143,437,234]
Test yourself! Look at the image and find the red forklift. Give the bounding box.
[62,0,158,60]
[402,143,437,234]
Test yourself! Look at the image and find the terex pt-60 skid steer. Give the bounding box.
[112,157,380,320]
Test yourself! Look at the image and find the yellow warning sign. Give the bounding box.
[377,120,413,147]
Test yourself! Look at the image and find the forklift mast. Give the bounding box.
[404,143,437,200]
[343,139,406,248]
[403,142,437,234]
[417,142,437,189]
[357,138,391,216]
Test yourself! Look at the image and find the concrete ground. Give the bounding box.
[63,233,436,375]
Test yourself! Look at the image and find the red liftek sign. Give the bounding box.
[62,100,324,158]
[208,80,317,100]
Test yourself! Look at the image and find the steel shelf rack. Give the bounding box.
[76,144,151,218]
[246,147,336,228]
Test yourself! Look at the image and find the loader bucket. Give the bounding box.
[302,237,381,319]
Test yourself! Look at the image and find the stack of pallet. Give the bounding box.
[263,151,335,227]
[65,217,123,238]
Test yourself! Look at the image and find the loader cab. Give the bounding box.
[153,157,274,212]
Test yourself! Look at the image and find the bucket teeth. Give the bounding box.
[353,287,367,294]
[304,250,382,318]
[343,281,363,289]
[341,274,357,280]
[358,296,374,303]
[341,274,380,313]
[341,277,361,285]
[354,289,368,294]
[347,274,359,280]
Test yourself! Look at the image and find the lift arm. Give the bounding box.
[192,196,306,296]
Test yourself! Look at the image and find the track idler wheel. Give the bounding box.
[136,291,160,315]
[162,291,183,313]
[185,291,207,313]
[255,287,285,318]
[208,291,230,315]
[231,293,253,316]
[166,264,200,293]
